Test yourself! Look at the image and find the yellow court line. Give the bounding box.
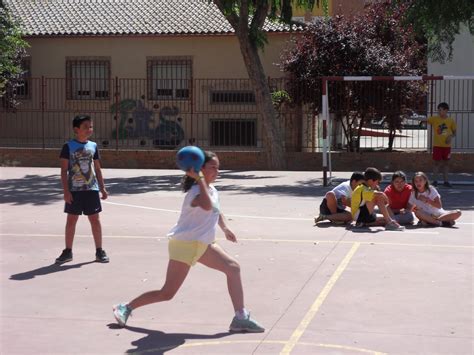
[163,340,386,355]
[280,242,361,355]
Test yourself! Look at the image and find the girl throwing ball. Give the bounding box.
[113,151,264,332]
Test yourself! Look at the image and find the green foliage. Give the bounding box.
[0,2,29,105]
[213,0,321,49]
[396,0,474,63]
[271,89,292,108]
[281,1,427,151]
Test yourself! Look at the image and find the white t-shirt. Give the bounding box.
[330,181,353,209]
[408,187,446,217]
[331,181,353,199]
[167,184,220,244]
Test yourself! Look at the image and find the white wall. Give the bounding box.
[428,25,474,152]
[428,24,474,75]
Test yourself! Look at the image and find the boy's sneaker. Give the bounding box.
[55,249,72,264]
[385,221,405,231]
[432,180,438,187]
[229,314,265,333]
[96,249,110,263]
[441,220,455,227]
[443,181,452,188]
[113,303,132,327]
[314,214,327,224]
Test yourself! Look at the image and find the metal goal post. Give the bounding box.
[320,75,474,186]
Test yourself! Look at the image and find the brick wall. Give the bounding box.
[1,148,473,173]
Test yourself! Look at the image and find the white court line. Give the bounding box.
[103,201,179,214]
[102,201,473,225]
[103,201,309,221]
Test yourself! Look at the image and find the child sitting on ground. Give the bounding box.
[384,171,415,225]
[409,171,461,227]
[351,167,405,231]
[315,172,364,225]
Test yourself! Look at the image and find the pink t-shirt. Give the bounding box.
[384,184,412,210]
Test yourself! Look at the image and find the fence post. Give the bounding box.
[322,78,329,187]
[114,77,119,151]
[190,76,194,144]
[41,76,45,149]
[428,76,435,153]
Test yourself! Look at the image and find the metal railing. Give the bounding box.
[1,77,473,152]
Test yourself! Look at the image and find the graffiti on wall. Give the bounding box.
[110,98,185,148]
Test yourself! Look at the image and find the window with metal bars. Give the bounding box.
[210,119,257,146]
[210,90,256,104]
[66,59,110,100]
[147,58,192,100]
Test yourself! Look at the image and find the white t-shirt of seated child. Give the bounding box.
[331,181,352,209]
[167,184,220,244]
[408,186,446,217]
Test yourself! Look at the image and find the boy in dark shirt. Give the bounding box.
[55,115,109,264]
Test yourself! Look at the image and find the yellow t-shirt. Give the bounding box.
[351,184,375,219]
[427,116,457,147]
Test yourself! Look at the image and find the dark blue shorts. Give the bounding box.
[64,191,102,215]
[356,205,377,224]
[319,198,346,215]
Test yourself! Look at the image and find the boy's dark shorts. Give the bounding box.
[319,198,346,215]
[356,205,377,224]
[64,191,102,215]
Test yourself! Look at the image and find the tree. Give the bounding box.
[397,0,474,63]
[211,1,324,169]
[0,2,28,108]
[281,0,426,151]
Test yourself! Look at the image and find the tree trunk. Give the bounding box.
[355,114,364,153]
[284,104,302,152]
[236,36,286,169]
[388,130,395,151]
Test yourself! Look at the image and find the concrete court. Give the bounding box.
[1,167,473,355]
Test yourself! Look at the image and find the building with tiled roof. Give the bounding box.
[2,0,303,150]
[6,0,295,36]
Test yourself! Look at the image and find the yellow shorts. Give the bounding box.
[168,239,210,266]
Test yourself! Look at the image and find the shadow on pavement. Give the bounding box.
[9,261,96,280]
[0,174,63,205]
[107,323,233,354]
[0,173,326,205]
[2,172,473,208]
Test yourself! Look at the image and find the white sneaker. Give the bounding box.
[385,221,405,231]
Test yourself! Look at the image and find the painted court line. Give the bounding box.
[280,242,361,355]
[150,339,386,355]
[102,201,474,224]
[103,201,309,220]
[103,201,179,214]
[1,233,472,249]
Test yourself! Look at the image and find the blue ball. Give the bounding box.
[176,146,205,172]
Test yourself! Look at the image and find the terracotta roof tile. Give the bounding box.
[6,0,300,36]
